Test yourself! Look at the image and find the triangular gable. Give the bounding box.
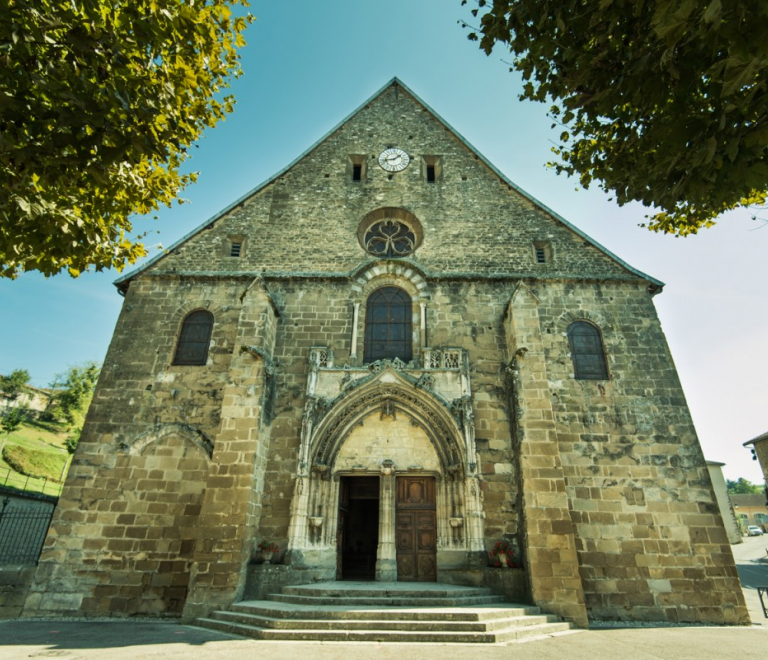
[114,77,664,292]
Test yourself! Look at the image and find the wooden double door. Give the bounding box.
[395,476,437,582]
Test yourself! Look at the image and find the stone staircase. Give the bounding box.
[195,581,573,643]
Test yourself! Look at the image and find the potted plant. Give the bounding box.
[257,540,279,564]
[488,540,519,568]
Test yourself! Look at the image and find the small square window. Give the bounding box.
[225,235,246,258]
[533,240,552,265]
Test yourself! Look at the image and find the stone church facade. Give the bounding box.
[22,79,748,626]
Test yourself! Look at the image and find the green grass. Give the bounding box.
[3,445,66,481]
[0,416,69,496]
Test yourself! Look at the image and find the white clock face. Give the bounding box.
[378,148,410,172]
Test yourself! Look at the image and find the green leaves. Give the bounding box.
[466,0,768,235]
[0,0,253,278]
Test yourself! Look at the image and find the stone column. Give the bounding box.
[376,461,397,581]
[419,302,427,349]
[351,302,360,359]
[503,283,588,628]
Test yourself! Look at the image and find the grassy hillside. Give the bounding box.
[0,416,69,496]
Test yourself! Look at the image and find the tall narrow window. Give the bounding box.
[421,156,442,182]
[567,321,608,380]
[349,155,366,181]
[173,311,214,365]
[364,287,412,363]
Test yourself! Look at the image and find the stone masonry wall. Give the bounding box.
[254,279,523,556]
[534,280,748,624]
[24,277,274,617]
[22,81,746,625]
[148,84,635,282]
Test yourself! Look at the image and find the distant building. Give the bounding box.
[705,461,742,544]
[1,384,50,416]
[743,431,768,490]
[731,493,768,531]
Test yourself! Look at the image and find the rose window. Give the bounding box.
[364,220,416,257]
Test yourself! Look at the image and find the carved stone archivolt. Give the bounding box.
[310,370,465,474]
[287,360,486,563]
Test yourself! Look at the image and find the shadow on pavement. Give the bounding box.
[0,620,235,649]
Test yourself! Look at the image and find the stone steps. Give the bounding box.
[267,593,507,607]
[231,600,540,621]
[280,584,495,598]
[194,581,573,644]
[197,615,571,643]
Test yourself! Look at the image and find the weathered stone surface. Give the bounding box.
[21,80,748,626]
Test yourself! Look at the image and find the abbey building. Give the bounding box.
[23,79,748,626]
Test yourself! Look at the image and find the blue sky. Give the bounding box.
[1,1,766,482]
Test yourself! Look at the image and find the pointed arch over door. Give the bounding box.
[364,286,412,363]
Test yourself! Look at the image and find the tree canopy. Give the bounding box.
[0,369,31,401]
[726,477,762,495]
[46,362,101,426]
[462,0,768,235]
[0,0,252,278]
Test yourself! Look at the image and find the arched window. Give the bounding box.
[567,321,608,380]
[364,287,412,363]
[173,311,214,365]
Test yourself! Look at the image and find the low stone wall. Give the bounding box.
[242,563,332,601]
[0,566,36,619]
[482,568,529,604]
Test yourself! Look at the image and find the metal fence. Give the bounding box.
[0,497,54,564]
[0,466,63,498]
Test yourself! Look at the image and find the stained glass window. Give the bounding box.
[173,311,214,366]
[567,321,608,380]
[364,287,412,363]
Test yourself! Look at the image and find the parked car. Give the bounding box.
[746,525,765,536]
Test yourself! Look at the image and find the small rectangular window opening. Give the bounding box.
[422,156,442,183]
[230,242,242,258]
[535,247,546,264]
[352,163,362,181]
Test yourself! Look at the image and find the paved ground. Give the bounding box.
[732,534,768,624]
[2,537,767,659]
[1,621,766,660]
